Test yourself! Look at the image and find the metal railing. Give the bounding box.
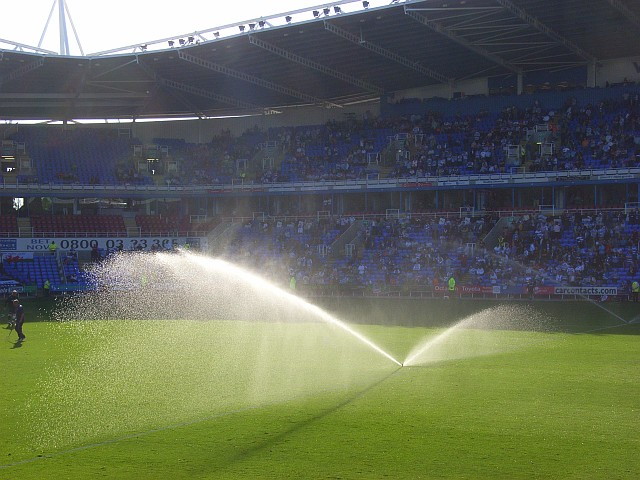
[2,166,639,196]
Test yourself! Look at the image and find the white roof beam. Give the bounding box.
[404,7,522,75]
[0,57,44,87]
[248,35,384,95]
[604,0,640,31]
[177,50,339,108]
[323,21,453,85]
[495,0,597,63]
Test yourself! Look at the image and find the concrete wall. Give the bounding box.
[390,77,488,103]
[593,56,640,87]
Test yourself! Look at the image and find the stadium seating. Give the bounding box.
[11,127,131,185]
[4,85,638,188]
[3,256,62,289]
[0,215,18,236]
[31,215,127,236]
[134,215,217,236]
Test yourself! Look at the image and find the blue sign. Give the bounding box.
[0,239,17,251]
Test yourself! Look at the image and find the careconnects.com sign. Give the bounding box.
[554,287,618,296]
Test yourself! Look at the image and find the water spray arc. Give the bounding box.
[165,252,403,367]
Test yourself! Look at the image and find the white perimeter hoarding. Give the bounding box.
[0,237,208,252]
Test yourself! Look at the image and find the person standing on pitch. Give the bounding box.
[631,279,639,302]
[13,299,25,341]
[4,289,19,328]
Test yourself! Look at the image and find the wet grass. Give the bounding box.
[0,305,639,479]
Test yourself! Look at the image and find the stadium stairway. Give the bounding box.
[17,217,32,237]
[207,220,244,255]
[123,215,140,236]
[330,220,365,260]
[482,216,514,251]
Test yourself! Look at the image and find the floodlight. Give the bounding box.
[334,6,342,13]
[285,15,292,23]
[239,25,245,32]
[168,40,174,47]
[140,44,147,51]
[178,38,186,46]
[323,8,330,15]
[248,23,256,30]
[187,36,194,43]
[213,31,220,38]
[363,1,370,7]
[313,10,320,17]
[258,20,266,28]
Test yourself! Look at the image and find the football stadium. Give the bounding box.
[1,1,639,478]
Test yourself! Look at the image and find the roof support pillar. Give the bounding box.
[588,60,597,88]
[517,71,523,95]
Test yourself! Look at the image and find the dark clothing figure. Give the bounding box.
[4,291,18,311]
[14,300,25,341]
[5,290,18,327]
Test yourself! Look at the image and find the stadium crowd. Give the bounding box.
[214,208,640,297]
[4,88,639,187]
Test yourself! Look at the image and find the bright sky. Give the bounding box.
[0,0,382,56]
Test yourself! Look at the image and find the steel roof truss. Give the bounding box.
[0,57,45,87]
[511,49,583,62]
[604,0,640,31]
[456,64,504,81]
[136,58,258,111]
[473,30,547,43]
[247,35,383,95]
[414,7,503,25]
[463,27,530,44]
[322,21,453,86]
[494,0,597,62]
[177,50,338,108]
[448,11,515,29]
[160,79,258,110]
[160,83,206,118]
[92,58,139,80]
[135,84,161,117]
[491,45,556,57]
[404,7,521,74]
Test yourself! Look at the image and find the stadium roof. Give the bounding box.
[0,0,638,120]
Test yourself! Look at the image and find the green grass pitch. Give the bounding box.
[1,299,639,479]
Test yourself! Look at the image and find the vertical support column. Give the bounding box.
[554,187,566,209]
[58,0,70,55]
[625,183,629,205]
[588,60,597,88]
[477,190,486,210]
[517,72,523,95]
